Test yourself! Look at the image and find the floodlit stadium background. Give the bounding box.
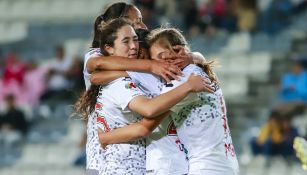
[0,0,307,174]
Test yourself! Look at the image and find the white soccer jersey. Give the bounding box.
[86,112,104,174]
[128,72,189,175]
[145,117,189,175]
[161,64,239,175]
[95,77,147,174]
[84,48,104,175]
[83,48,101,90]
[127,71,162,97]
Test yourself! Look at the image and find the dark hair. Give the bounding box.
[91,2,135,48]
[269,109,282,120]
[135,28,150,49]
[76,18,133,120]
[99,18,133,55]
[147,28,218,83]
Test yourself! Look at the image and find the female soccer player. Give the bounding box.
[81,2,204,174]
[81,3,193,174]
[76,18,214,174]
[98,27,240,175]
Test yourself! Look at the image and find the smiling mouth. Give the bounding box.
[129,53,138,57]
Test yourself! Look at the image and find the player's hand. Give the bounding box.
[171,45,194,68]
[150,59,183,83]
[187,73,215,93]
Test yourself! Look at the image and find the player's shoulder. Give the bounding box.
[84,48,102,60]
[183,64,208,76]
[183,64,202,73]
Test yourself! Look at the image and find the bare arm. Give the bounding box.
[98,112,169,148]
[87,55,182,82]
[90,71,128,85]
[128,74,214,118]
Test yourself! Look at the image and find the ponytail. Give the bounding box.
[74,85,100,120]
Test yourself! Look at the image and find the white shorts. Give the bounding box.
[188,142,239,175]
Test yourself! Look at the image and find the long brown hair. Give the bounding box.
[76,18,133,120]
[147,28,218,83]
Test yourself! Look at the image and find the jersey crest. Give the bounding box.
[125,82,137,89]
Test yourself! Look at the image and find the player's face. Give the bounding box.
[126,7,147,30]
[106,25,139,58]
[149,41,172,61]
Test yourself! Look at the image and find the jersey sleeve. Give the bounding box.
[83,48,102,90]
[161,64,201,114]
[127,71,162,97]
[111,78,147,111]
[84,48,102,73]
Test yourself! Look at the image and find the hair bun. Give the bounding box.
[98,21,108,31]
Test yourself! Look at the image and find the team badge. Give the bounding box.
[125,82,137,89]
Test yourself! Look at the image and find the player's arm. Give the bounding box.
[128,74,214,119]
[98,112,169,148]
[90,71,129,85]
[87,55,182,83]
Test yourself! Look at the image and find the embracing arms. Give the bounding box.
[98,112,169,148]
[87,55,182,84]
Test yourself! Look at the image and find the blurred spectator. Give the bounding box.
[0,95,28,135]
[41,46,73,101]
[235,0,257,32]
[279,60,307,115]
[155,0,177,23]
[250,110,283,161]
[220,0,237,33]
[199,0,227,28]
[0,95,28,148]
[250,110,300,166]
[23,61,48,107]
[138,3,160,30]
[279,115,299,162]
[259,0,293,34]
[3,53,26,86]
[2,53,26,86]
[182,0,199,31]
[0,53,27,106]
[66,57,83,93]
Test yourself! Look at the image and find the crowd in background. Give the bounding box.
[135,0,307,35]
[0,46,83,151]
